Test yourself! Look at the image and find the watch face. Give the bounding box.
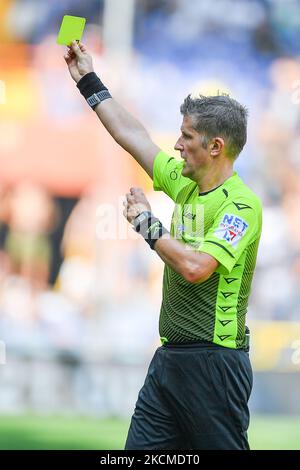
[134,211,150,230]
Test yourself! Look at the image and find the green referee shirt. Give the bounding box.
[153,150,262,350]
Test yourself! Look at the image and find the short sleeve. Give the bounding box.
[153,150,191,201]
[199,199,262,275]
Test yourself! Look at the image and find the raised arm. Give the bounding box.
[64,41,159,178]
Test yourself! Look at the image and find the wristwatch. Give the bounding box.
[133,211,152,232]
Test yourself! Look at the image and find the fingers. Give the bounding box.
[130,187,143,195]
[124,186,148,205]
[78,42,87,53]
[126,188,147,205]
[122,198,134,221]
[126,193,135,204]
[64,47,75,60]
[64,48,71,61]
[123,191,151,223]
[70,40,83,57]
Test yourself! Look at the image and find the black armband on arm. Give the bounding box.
[133,211,169,250]
[77,72,112,109]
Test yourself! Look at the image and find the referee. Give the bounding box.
[64,41,262,450]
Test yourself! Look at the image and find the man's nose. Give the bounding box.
[174,138,183,151]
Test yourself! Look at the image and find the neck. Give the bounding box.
[197,166,234,194]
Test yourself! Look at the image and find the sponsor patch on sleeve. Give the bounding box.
[214,214,248,248]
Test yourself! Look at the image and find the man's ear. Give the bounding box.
[210,137,225,156]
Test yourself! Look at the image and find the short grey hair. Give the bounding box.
[180,94,248,159]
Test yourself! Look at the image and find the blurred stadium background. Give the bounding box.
[0,0,300,450]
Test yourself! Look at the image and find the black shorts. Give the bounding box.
[125,342,253,450]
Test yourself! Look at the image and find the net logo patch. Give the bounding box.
[214,214,248,248]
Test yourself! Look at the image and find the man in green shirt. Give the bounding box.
[64,41,262,450]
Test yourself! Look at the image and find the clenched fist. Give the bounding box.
[123,187,151,224]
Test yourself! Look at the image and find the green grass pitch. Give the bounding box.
[0,415,299,450]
